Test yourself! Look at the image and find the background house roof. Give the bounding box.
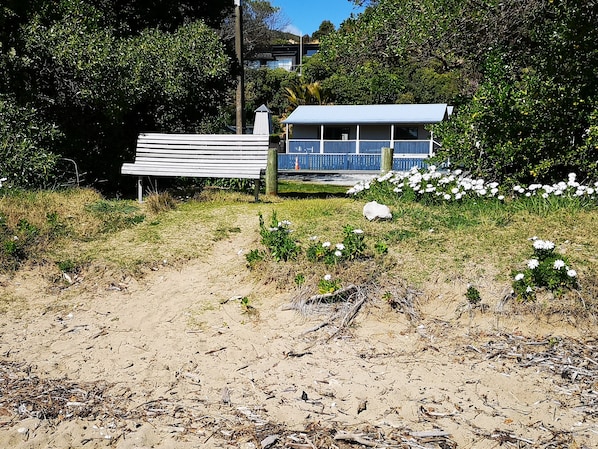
[282,104,449,125]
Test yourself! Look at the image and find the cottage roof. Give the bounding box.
[282,104,449,125]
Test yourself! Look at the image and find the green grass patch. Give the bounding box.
[1,182,597,322]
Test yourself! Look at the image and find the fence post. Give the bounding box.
[381,147,394,173]
[266,148,278,196]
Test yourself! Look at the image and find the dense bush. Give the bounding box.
[0,96,61,188]
[1,1,233,190]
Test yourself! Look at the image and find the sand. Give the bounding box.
[0,230,596,448]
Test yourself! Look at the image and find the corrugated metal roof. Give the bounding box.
[282,104,449,125]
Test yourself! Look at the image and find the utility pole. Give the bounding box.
[299,33,303,77]
[234,0,245,134]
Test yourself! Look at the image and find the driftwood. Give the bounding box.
[333,431,378,447]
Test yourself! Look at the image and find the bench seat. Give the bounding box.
[121,133,270,201]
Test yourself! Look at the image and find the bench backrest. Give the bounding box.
[121,133,270,179]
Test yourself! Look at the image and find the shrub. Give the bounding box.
[465,285,481,305]
[318,274,341,294]
[306,226,367,265]
[258,212,300,262]
[347,167,598,212]
[512,238,578,301]
[348,166,505,205]
[0,96,62,189]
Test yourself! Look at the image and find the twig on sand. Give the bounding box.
[305,285,358,305]
[333,431,377,447]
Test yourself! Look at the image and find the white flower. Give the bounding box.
[334,250,342,257]
[514,273,525,281]
[268,227,278,232]
[322,241,331,248]
[553,259,566,270]
[498,195,505,201]
[324,274,332,281]
[527,259,539,269]
[335,243,345,251]
[281,220,292,226]
[533,239,555,251]
[526,286,534,293]
[567,269,577,278]
[353,229,364,234]
[443,194,451,200]
[309,235,319,241]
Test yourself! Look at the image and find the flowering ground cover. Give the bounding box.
[348,166,598,206]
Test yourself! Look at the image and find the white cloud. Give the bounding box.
[282,24,302,36]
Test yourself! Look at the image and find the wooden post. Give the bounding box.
[266,147,278,196]
[381,147,394,173]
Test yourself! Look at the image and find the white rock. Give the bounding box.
[363,201,392,221]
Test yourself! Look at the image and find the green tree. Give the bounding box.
[311,20,335,42]
[220,0,288,59]
[284,81,331,112]
[0,0,233,189]
[434,0,598,183]
[0,95,61,188]
[327,0,597,183]
[245,67,299,118]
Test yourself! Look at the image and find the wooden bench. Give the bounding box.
[121,133,270,202]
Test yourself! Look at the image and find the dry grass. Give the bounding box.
[2,186,598,325]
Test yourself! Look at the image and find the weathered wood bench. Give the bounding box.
[121,133,270,202]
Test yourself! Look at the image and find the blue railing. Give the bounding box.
[278,153,429,171]
[287,139,431,155]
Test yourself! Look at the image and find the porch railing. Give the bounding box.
[278,153,429,171]
[280,139,433,172]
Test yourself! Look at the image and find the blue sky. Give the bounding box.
[269,0,365,36]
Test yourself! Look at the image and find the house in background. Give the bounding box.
[247,43,320,72]
[280,104,451,171]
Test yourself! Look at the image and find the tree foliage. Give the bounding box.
[326,0,598,183]
[0,0,233,189]
[433,0,598,183]
[311,20,335,42]
[220,0,288,59]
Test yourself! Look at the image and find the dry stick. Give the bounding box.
[326,293,367,342]
[300,309,345,336]
[305,284,358,304]
[333,431,378,447]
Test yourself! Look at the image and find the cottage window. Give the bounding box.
[395,127,418,139]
